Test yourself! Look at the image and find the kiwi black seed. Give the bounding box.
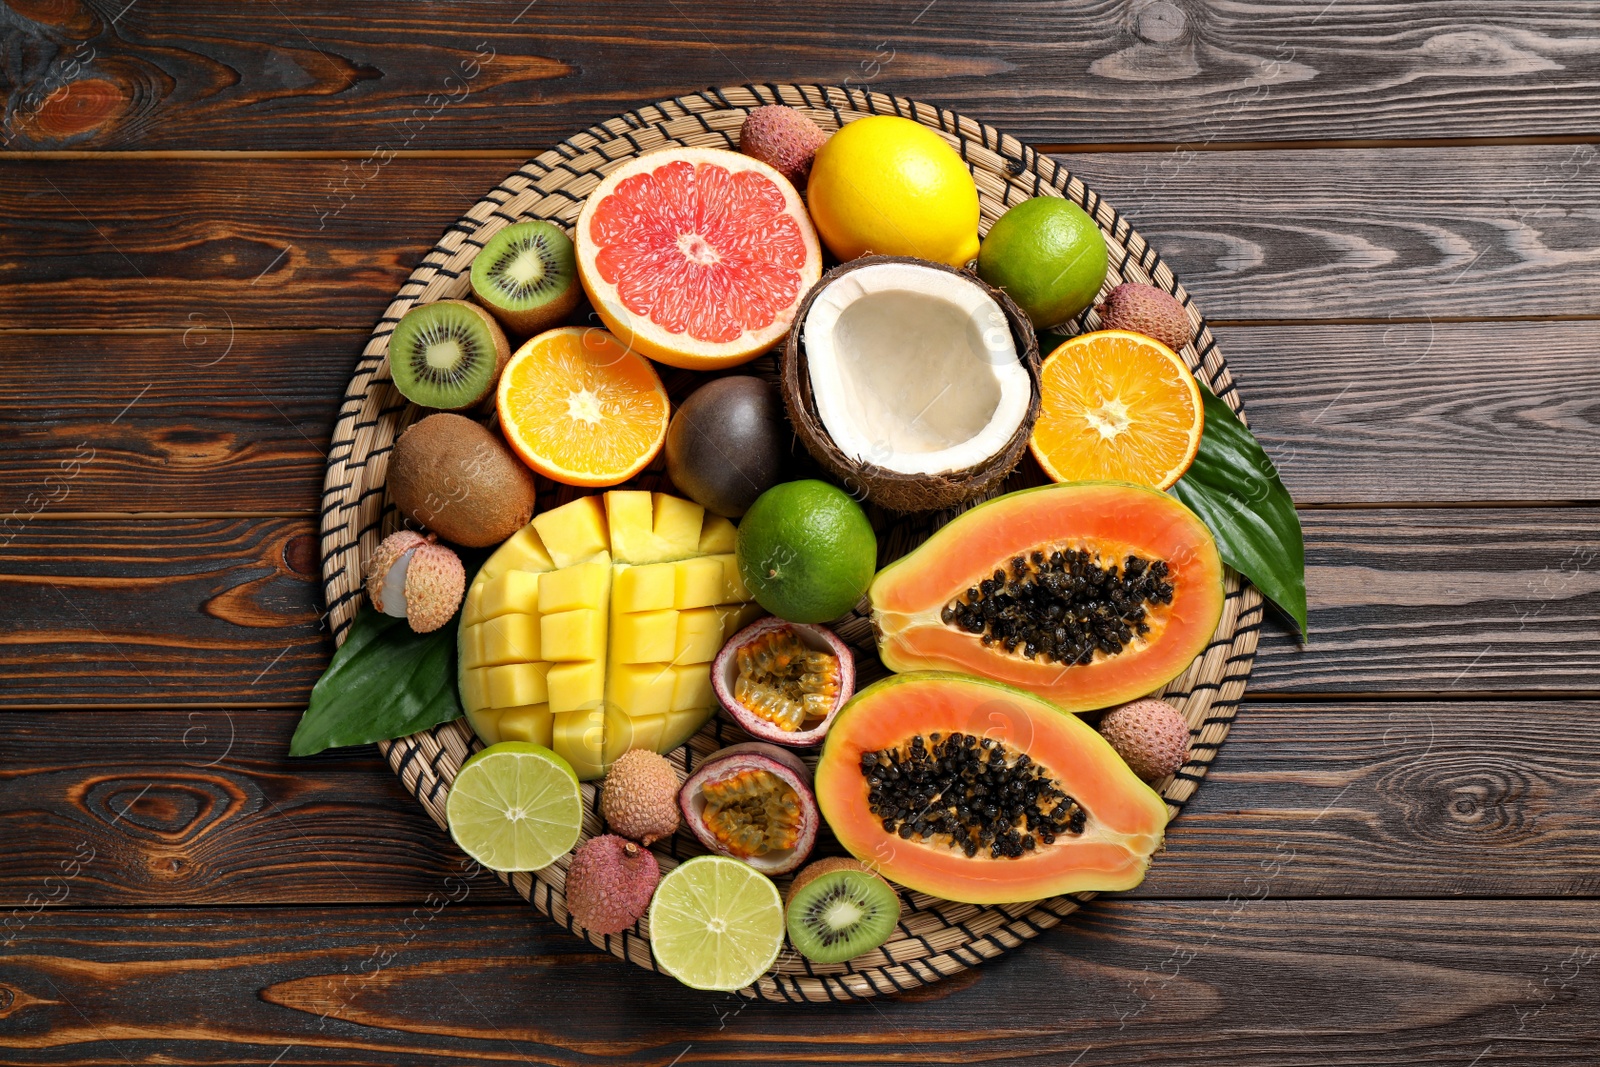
[784,858,901,965]
[469,220,581,337]
[388,299,510,411]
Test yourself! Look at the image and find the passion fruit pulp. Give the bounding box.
[713,617,854,747]
[679,742,818,875]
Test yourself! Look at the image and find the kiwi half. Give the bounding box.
[388,299,510,411]
[784,858,901,965]
[470,220,580,337]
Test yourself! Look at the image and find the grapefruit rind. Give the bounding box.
[575,147,822,370]
[869,481,1225,713]
[814,672,1169,904]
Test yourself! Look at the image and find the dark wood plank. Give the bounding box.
[6,320,1595,513]
[1223,322,1600,503]
[0,331,351,514]
[1138,700,1600,898]
[0,159,506,332]
[1065,144,1600,322]
[1255,508,1600,694]
[2,703,1594,907]
[3,510,1598,705]
[0,518,329,706]
[3,901,1596,1064]
[0,708,519,908]
[6,3,1600,151]
[6,145,1600,330]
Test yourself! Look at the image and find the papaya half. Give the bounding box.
[814,672,1168,904]
[870,481,1224,712]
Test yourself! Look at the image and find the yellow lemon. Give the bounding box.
[806,115,981,268]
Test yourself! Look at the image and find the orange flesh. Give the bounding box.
[1030,330,1204,491]
[495,327,669,486]
[815,673,1169,904]
[870,482,1224,713]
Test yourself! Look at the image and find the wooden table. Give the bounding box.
[4,3,1599,1063]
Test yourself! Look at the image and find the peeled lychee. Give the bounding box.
[565,833,660,935]
[364,530,465,633]
[1096,283,1195,353]
[601,749,680,846]
[1098,697,1190,782]
[739,105,828,186]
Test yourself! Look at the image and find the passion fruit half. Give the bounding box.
[712,617,855,747]
[679,742,818,875]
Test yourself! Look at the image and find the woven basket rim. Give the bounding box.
[317,83,1263,1004]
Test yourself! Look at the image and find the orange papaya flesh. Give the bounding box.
[814,672,1169,904]
[870,481,1224,713]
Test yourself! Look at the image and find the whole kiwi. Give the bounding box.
[387,413,536,547]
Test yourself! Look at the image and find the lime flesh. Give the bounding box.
[445,742,582,872]
[649,855,785,991]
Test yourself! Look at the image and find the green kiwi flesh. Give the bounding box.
[470,220,580,337]
[388,299,510,411]
[784,859,901,965]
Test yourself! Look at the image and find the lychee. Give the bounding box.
[1098,697,1190,782]
[739,105,828,186]
[565,833,660,935]
[1095,283,1195,353]
[364,530,465,633]
[601,749,680,846]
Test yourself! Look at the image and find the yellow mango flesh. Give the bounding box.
[460,491,761,778]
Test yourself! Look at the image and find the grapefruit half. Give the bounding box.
[575,147,823,370]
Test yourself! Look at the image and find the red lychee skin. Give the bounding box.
[1095,283,1195,353]
[739,105,828,187]
[565,834,660,935]
[1097,697,1190,782]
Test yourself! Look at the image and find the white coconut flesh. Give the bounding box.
[802,261,1030,477]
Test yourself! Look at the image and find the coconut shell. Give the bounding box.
[781,256,1042,513]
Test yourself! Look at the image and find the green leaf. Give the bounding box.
[1170,387,1308,640]
[289,605,463,756]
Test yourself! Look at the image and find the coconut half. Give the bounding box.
[783,256,1041,512]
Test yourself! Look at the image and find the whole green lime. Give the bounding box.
[736,480,877,624]
[977,197,1109,329]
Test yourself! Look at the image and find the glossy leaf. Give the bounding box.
[289,605,463,756]
[1170,387,1308,639]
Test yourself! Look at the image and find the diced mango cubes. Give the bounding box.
[458,491,761,779]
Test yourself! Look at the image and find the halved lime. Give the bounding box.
[648,855,785,991]
[445,742,582,872]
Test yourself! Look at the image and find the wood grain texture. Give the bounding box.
[0,518,328,705]
[3,510,1597,706]
[1,703,1595,907]
[5,3,1600,151]
[1065,143,1600,322]
[0,331,351,514]
[0,708,520,908]
[6,143,1600,330]
[1256,508,1600,694]
[1223,322,1600,503]
[5,321,1595,514]
[2,901,1597,1064]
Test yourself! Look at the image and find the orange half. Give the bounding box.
[1030,329,1204,490]
[496,327,669,487]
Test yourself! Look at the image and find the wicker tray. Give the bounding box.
[318,84,1262,1003]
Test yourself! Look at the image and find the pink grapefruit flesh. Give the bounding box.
[576,147,822,370]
